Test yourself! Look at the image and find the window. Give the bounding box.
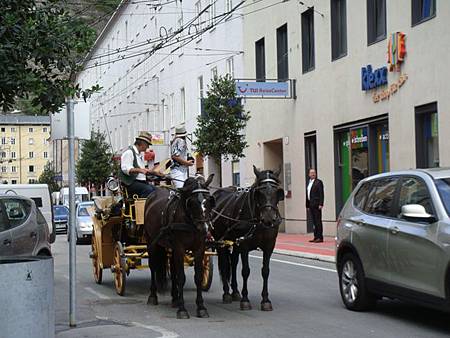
[398,177,434,216]
[276,24,289,81]
[301,8,315,73]
[10,127,16,133]
[11,166,16,173]
[11,151,16,159]
[1,166,6,173]
[28,179,37,184]
[0,128,5,132]
[226,0,233,13]
[198,76,204,115]
[195,1,202,30]
[2,198,31,228]
[29,152,34,159]
[29,165,34,172]
[304,133,317,179]
[415,102,439,168]
[29,127,33,133]
[255,38,266,81]
[10,137,15,145]
[43,127,48,133]
[364,178,398,216]
[412,0,436,26]
[11,180,17,184]
[367,0,386,45]
[435,178,450,217]
[353,182,371,210]
[0,151,5,158]
[226,57,234,77]
[209,0,216,26]
[331,0,347,60]
[211,66,218,79]
[232,161,240,186]
[180,87,186,122]
[44,152,48,159]
[29,138,34,145]
[1,137,6,145]
[170,93,175,127]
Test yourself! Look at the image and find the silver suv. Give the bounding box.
[336,168,450,312]
[0,195,52,256]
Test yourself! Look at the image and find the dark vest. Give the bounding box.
[118,146,139,186]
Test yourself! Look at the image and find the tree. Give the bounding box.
[39,161,60,193]
[194,75,250,185]
[0,0,99,114]
[76,131,113,194]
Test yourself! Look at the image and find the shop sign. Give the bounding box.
[372,74,408,103]
[235,81,290,98]
[361,65,388,91]
[150,132,165,145]
[351,128,368,149]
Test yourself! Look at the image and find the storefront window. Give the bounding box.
[416,102,439,168]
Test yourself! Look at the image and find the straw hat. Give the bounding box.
[175,126,187,137]
[136,131,152,145]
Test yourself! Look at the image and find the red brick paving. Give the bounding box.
[275,233,335,257]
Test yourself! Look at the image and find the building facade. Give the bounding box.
[0,115,51,184]
[77,0,245,186]
[242,0,448,234]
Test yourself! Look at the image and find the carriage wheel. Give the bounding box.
[113,241,127,296]
[201,255,214,292]
[91,232,102,284]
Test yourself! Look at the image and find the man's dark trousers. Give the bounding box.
[306,179,324,240]
[128,180,155,198]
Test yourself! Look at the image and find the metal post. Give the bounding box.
[67,98,77,327]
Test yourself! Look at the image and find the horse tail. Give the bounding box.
[153,245,169,292]
[217,247,232,284]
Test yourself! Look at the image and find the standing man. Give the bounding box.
[119,131,162,198]
[306,168,324,243]
[170,126,194,188]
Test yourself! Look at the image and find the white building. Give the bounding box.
[77,0,245,186]
[242,0,449,234]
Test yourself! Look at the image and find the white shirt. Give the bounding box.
[121,146,146,181]
[307,179,315,200]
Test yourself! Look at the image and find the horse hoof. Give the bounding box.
[240,301,252,311]
[177,310,190,319]
[147,296,158,306]
[222,294,233,304]
[231,291,241,302]
[196,309,209,318]
[261,302,273,311]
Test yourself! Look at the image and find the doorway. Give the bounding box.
[263,139,285,232]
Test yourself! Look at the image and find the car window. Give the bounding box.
[398,177,434,217]
[435,178,450,217]
[78,207,90,217]
[54,207,69,216]
[0,203,9,232]
[364,178,398,217]
[353,182,371,211]
[36,208,47,227]
[2,198,31,228]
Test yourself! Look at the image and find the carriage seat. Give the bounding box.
[93,196,121,219]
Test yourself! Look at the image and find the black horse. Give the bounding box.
[143,175,215,319]
[212,166,284,311]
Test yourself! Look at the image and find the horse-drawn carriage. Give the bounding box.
[89,177,214,296]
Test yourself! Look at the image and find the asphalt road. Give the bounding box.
[53,235,450,338]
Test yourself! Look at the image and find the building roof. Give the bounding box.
[0,114,50,125]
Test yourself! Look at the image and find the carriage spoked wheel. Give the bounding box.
[201,255,214,292]
[91,232,102,284]
[113,241,127,296]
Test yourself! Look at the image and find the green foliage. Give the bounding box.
[76,131,113,189]
[194,75,250,161]
[0,0,98,114]
[38,161,60,193]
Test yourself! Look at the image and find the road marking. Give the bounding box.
[84,287,110,300]
[249,255,336,273]
[132,322,179,338]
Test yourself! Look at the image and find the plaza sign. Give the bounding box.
[361,65,388,91]
[235,81,291,98]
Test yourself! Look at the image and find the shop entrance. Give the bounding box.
[263,139,285,232]
[335,118,389,214]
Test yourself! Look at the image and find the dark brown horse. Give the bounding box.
[212,166,284,311]
[143,175,214,319]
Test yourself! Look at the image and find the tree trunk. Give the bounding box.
[208,156,222,188]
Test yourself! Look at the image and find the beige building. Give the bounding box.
[242,0,448,235]
[0,115,51,184]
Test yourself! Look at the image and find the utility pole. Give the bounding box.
[67,98,77,327]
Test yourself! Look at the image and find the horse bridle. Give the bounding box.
[184,187,213,228]
[251,177,282,224]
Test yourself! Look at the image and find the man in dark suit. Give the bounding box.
[306,168,324,243]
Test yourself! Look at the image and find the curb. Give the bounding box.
[273,248,336,263]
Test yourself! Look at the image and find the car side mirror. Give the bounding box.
[401,204,436,223]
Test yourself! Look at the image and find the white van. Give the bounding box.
[59,187,89,207]
[0,184,56,243]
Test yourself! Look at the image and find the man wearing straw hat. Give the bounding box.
[170,126,194,188]
[119,131,162,198]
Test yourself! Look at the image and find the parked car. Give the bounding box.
[336,168,450,312]
[0,195,52,256]
[67,201,94,244]
[59,187,89,208]
[53,205,69,234]
[0,184,56,243]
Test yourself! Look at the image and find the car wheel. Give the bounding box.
[338,253,376,311]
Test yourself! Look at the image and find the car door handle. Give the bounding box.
[351,219,366,226]
[3,239,11,246]
[389,226,400,235]
[30,231,37,238]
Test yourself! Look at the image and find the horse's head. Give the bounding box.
[180,174,215,233]
[252,165,284,227]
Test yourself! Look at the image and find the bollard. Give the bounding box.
[0,256,54,338]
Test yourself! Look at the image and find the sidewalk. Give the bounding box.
[274,233,336,263]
